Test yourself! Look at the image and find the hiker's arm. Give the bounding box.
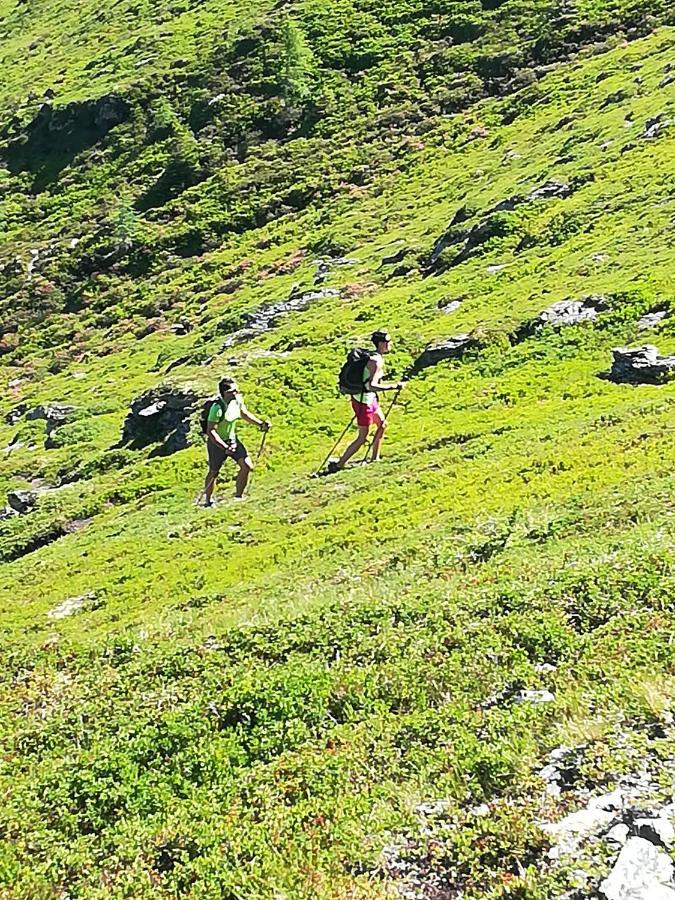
[368,358,403,392]
[240,405,271,431]
[206,421,232,448]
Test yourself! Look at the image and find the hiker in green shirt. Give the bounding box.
[204,377,270,506]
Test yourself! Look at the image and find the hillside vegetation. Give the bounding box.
[0,0,674,896]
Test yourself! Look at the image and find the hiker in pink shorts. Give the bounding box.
[329,330,404,472]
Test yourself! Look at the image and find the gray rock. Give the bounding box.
[47,592,97,620]
[438,299,462,314]
[221,289,340,350]
[412,334,479,371]
[599,837,675,900]
[26,403,75,430]
[607,824,630,846]
[516,689,555,704]
[544,804,616,859]
[4,403,27,425]
[610,345,675,385]
[7,490,37,514]
[634,806,675,849]
[637,310,668,332]
[643,115,674,140]
[538,296,607,328]
[120,387,198,455]
[525,180,572,202]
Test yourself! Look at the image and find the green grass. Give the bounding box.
[0,4,674,897]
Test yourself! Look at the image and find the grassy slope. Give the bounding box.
[0,5,674,898]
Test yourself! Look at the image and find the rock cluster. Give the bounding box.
[221,288,339,349]
[610,345,675,385]
[120,387,198,455]
[412,335,480,372]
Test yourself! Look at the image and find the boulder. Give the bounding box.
[412,334,479,372]
[610,346,675,385]
[599,837,675,900]
[524,180,572,202]
[4,403,27,425]
[7,490,37,514]
[120,387,198,455]
[637,310,668,331]
[26,403,75,429]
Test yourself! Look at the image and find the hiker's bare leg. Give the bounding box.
[235,456,253,498]
[204,469,218,503]
[370,411,387,461]
[337,425,370,469]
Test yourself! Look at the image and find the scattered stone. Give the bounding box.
[524,180,572,202]
[313,256,356,285]
[643,114,674,140]
[438,299,462,314]
[221,289,340,349]
[637,310,668,331]
[119,386,198,455]
[516,689,555,704]
[426,180,572,273]
[26,403,75,430]
[0,506,19,521]
[47,592,97,620]
[170,320,192,336]
[486,264,507,274]
[517,295,609,340]
[7,490,37,514]
[415,799,451,818]
[412,334,479,372]
[599,837,675,900]
[543,795,619,859]
[535,662,557,673]
[4,403,27,425]
[610,345,675,385]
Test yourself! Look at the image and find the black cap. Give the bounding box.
[371,330,391,346]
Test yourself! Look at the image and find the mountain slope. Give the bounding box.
[0,4,674,898]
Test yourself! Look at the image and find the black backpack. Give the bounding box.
[338,348,374,395]
[199,397,225,436]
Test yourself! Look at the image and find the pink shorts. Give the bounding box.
[351,397,380,427]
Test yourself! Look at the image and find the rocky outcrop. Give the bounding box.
[412,334,480,372]
[637,310,668,332]
[221,288,340,349]
[600,836,675,900]
[426,180,572,273]
[120,387,198,455]
[518,295,609,339]
[22,403,76,448]
[7,490,37,514]
[5,94,130,179]
[609,345,675,385]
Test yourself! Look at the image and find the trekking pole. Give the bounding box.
[360,385,403,465]
[314,415,356,477]
[256,428,269,463]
